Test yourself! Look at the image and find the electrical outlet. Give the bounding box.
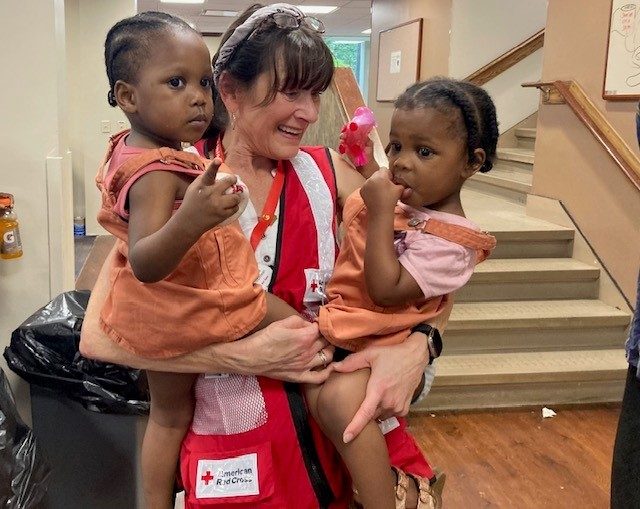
[117,120,127,130]
[100,120,111,133]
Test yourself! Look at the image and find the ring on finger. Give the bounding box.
[317,349,328,368]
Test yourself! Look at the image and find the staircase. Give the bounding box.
[418,127,631,411]
[465,128,535,204]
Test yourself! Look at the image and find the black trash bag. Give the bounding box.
[0,367,50,508]
[3,291,149,415]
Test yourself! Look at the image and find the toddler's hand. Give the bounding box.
[340,135,379,179]
[360,168,404,213]
[179,158,243,236]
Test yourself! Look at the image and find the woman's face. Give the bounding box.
[234,71,322,160]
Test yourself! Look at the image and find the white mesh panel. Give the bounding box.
[191,374,267,435]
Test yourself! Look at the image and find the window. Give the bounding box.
[325,37,370,101]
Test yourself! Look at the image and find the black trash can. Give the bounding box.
[0,367,50,508]
[4,291,149,509]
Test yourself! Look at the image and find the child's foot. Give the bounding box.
[351,467,445,509]
[407,469,446,509]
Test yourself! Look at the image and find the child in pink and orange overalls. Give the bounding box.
[306,78,499,508]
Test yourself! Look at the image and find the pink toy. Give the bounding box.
[338,106,376,167]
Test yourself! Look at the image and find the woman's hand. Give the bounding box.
[231,316,335,384]
[332,331,429,443]
[80,248,334,382]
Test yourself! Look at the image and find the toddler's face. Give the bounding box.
[386,106,473,211]
[128,29,214,147]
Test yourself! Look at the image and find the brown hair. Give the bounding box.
[204,3,334,142]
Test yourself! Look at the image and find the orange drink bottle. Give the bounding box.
[0,193,23,259]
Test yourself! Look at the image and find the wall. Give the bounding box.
[204,34,222,57]
[449,0,547,78]
[66,0,136,236]
[449,0,547,133]
[369,0,546,137]
[483,51,544,132]
[369,0,452,139]
[0,0,73,421]
[533,0,640,301]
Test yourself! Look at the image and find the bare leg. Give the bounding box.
[306,370,396,509]
[142,371,196,509]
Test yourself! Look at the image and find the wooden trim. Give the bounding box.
[333,67,367,120]
[333,67,389,171]
[465,29,545,86]
[75,235,116,290]
[522,81,565,104]
[602,0,640,102]
[524,80,640,191]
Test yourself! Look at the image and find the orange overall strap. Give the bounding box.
[106,146,204,196]
[95,129,130,190]
[421,218,497,263]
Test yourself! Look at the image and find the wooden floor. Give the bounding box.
[407,404,620,508]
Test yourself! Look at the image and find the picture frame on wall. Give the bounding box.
[376,18,423,102]
[603,0,640,100]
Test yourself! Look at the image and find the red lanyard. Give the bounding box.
[214,136,285,251]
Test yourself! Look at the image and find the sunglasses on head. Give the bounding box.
[259,11,326,34]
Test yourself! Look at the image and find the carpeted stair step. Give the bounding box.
[458,258,600,302]
[515,127,537,149]
[444,299,630,353]
[415,348,628,411]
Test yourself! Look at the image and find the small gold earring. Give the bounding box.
[231,112,237,130]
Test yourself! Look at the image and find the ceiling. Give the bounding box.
[137,1,372,37]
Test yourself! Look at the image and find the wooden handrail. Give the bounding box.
[302,67,388,172]
[523,80,640,191]
[465,29,544,86]
[332,67,388,170]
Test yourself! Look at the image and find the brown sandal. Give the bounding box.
[392,466,411,508]
[351,467,445,509]
[351,466,409,508]
[407,469,446,509]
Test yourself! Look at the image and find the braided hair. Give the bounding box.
[394,78,499,172]
[104,11,197,107]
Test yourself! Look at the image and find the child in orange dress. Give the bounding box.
[98,12,295,508]
[306,78,499,508]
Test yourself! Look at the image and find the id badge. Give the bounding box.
[303,268,332,319]
[303,268,332,305]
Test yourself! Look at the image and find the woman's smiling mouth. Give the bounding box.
[278,125,303,137]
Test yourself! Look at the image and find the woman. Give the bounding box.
[81,4,442,507]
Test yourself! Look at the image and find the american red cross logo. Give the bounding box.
[201,470,214,485]
[310,280,318,292]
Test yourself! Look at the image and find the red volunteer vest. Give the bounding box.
[179,146,434,508]
[180,147,351,509]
